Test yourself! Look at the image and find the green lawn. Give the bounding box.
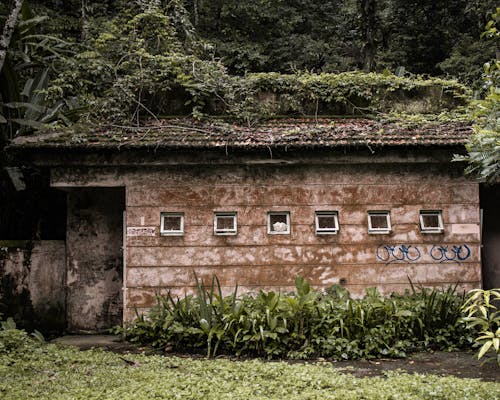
[1,342,499,400]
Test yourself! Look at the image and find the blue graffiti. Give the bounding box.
[430,244,471,265]
[376,244,421,265]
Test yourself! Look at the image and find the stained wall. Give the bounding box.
[66,188,124,332]
[0,241,66,333]
[123,163,481,319]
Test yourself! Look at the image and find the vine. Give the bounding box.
[224,72,471,124]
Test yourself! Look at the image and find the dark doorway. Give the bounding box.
[480,184,500,289]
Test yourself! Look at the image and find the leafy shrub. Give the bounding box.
[119,276,473,360]
[0,317,44,356]
[462,288,500,365]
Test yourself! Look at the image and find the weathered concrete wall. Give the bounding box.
[123,163,481,319]
[66,188,124,332]
[0,241,65,333]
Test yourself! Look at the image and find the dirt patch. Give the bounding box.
[52,335,145,354]
[329,351,499,382]
[53,335,499,382]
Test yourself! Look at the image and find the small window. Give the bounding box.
[419,210,443,233]
[368,211,391,234]
[315,211,339,235]
[160,212,184,236]
[214,212,237,235]
[267,212,290,234]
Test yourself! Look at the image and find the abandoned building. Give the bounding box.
[1,116,498,333]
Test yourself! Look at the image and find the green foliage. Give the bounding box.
[462,288,500,365]
[46,3,229,123]
[1,339,499,400]
[454,9,500,182]
[0,3,82,139]
[193,0,496,84]
[194,0,362,74]
[1,1,484,131]
[1,0,496,137]
[438,37,495,92]
[119,276,473,360]
[0,317,44,357]
[226,71,470,124]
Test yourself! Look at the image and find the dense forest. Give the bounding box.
[0,0,498,180]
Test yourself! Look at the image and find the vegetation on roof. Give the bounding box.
[0,2,498,177]
[0,1,475,138]
[10,117,473,150]
[223,72,471,126]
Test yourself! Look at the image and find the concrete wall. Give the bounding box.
[0,241,65,333]
[66,188,124,332]
[123,163,481,319]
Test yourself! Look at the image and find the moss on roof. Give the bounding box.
[10,118,473,151]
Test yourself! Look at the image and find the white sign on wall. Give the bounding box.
[126,227,157,237]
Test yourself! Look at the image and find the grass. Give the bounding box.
[1,342,499,400]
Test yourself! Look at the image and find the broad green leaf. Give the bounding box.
[3,102,45,113]
[478,341,493,360]
[10,118,46,130]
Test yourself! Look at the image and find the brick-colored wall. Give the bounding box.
[124,163,480,319]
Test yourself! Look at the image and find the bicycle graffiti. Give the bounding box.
[430,244,471,265]
[376,244,421,265]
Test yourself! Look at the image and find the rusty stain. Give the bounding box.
[118,164,482,318]
[66,188,124,332]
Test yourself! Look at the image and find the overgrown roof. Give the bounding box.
[9,118,473,151]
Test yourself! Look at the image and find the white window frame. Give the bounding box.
[267,211,291,235]
[315,211,339,235]
[419,210,444,233]
[367,211,391,234]
[214,212,238,235]
[160,212,184,236]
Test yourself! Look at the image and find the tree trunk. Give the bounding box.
[0,0,24,74]
[81,0,88,41]
[193,0,199,27]
[359,0,376,72]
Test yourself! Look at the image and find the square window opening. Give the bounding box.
[315,211,339,235]
[368,211,391,234]
[214,212,237,235]
[267,212,290,234]
[419,210,443,233]
[160,212,184,236]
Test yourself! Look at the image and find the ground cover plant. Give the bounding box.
[1,319,499,400]
[119,277,474,360]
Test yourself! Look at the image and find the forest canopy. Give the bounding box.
[0,0,498,179]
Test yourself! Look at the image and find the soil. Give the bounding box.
[53,335,500,382]
[329,351,499,382]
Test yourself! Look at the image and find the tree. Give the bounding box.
[0,2,80,141]
[358,0,378,71]
[0,0,24,73]
[455,8,500,182]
